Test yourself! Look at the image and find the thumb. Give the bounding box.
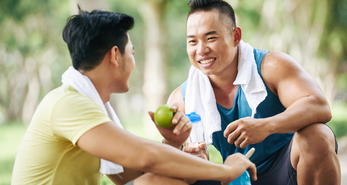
[198,142,206,149]
[148,111,155,122]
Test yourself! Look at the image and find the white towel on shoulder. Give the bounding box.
[234,40,268,117]
[62,66,124,175]
[185,40,267,145]
[186,66,220,146]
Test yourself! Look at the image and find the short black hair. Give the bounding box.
[62,9,134,71]
[187,0,236,29]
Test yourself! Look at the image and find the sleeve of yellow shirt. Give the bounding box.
[50,93,112,145]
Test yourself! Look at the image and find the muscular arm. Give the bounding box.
[261,52,331,133]
[76,121,256,182]
[225,52,332,148]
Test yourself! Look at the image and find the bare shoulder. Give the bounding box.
[260,51,326,108]
[167,86,185,112]
[262,52,302,67]
[261,52,306,95]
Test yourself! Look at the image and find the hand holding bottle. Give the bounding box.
[183,112,209,160]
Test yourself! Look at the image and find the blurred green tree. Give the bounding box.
[0,0,346,129]
[0,0,71,123]
[233,0,347,104]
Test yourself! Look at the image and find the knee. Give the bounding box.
[296,123,336,157]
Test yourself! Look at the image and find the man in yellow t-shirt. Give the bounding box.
[12,9,257,185]
[12,85,110,184]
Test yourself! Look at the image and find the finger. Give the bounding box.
[224,121,238,137]
[197,154,207,159]
[198,142,206,149]
[248,163,257,181]
[198,143,207,154]
[173,116,190,135]
[170,103,179,111]
[234,133,246,148]
[148,111,155,122]
[171,110,184,125]
[198,144,209,160]
[183,146,200,154]
[180,120,192,133]
[239,138,250,149]
[227,129,241,144]
[201,152,209,160]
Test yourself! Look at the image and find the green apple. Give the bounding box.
[154,104,175,128]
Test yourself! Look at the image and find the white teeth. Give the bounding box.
[200,58,215,64]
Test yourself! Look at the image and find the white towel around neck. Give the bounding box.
[61,66,124,175]
[185,40,267,145]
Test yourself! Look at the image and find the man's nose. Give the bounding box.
[197,42,210,56]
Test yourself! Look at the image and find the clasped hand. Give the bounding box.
[224,117,271,148]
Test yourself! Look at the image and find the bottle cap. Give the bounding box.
[185,112,201,123]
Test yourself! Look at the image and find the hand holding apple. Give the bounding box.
[154,104,175,128]
[148,103,192,149]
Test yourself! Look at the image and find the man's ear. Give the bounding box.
[109,45,121,68]
[233,27,242,46]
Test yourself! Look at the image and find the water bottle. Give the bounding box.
[228,170,251,185]
[186,112,251,185]
[185,112,206,155]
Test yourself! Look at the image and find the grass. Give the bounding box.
[327,101,347,138]
[0,121,28,185]
[1,101,346,185]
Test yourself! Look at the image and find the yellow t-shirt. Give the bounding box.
[12,84,111,185]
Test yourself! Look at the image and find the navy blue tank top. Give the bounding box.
[181,48,294,174]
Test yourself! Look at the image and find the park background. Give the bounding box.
[0,0,346,184]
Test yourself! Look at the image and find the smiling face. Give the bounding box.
[186,10,241,77]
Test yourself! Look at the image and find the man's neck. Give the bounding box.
[80,69,111,104]
[208,50,239,109]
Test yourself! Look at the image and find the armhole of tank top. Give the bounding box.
[180,80,188,103]
[254,49,269,80]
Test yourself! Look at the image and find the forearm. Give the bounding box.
[77,122,237,182]
[140,141,235,182]
[266,95,331,134]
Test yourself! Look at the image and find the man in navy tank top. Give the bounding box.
[161,0,341,184]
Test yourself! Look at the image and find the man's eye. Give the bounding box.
[188,40,196,44]
[208,37,217,41]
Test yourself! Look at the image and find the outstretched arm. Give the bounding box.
[76,118,257,183]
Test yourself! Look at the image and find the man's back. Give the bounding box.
[12,84,110,185]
